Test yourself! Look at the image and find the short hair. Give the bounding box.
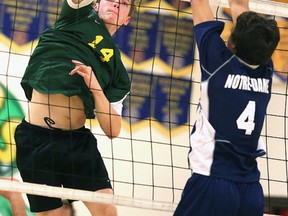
[231,11,280,65]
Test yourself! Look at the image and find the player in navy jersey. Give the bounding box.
[14,0,137,215]
[174,0,280,215]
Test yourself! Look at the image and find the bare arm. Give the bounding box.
[190,0,214,26]
[6,193,27,216]
[70,60,122,139]
[228,0,249,24]
[91,89,122,139]
[71,0,92,4]
[0,178,27,216]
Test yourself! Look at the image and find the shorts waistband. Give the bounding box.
[21,119,86,134]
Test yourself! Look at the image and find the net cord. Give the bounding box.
[181,0,288,18]
[0,179,177,212]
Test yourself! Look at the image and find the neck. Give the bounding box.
[105,23,118,35]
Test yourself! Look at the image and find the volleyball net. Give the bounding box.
[1,0,288,215]
[182,0,288,17]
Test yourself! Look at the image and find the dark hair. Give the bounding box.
[231,11,280,65]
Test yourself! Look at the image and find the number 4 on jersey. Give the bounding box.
[88,35,114,62]
[236,101,256,135]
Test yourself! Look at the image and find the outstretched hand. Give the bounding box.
[228,0,249,24]
[70,60,102,93]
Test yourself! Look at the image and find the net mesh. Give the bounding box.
[0,0,288,215]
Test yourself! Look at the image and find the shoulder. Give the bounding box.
[193,20,225,33]
[193,20,227,52]
[193,20,226,47]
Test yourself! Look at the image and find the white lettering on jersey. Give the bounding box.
[224,74,269,93]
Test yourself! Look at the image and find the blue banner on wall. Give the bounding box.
[0,0,63,45]
[114,0,194,129]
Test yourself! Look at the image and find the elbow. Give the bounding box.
[103,124,121,139]
[106,130,120,139]
[99,114,122,139]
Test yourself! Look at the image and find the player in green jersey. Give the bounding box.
[15,0,137,215]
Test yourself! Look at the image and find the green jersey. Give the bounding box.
[21,0,131,118]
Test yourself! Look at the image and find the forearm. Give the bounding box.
[71,0,93,4]
[92,90,121,139]
[69,60,122,138]
[9,194,27,216]
[190,0,214,26]
[228,0,249,24]
[0,190,27,216]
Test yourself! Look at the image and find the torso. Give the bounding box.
[21,4,130,119]
[25,89,86,130]
[190,21,273,182]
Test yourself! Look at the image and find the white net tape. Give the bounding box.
[181,0,288,18]
[0,179,177,212]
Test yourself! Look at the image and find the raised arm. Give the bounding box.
[228,0,249,24]
[70,0,94,8]
[71,0,93,4]
[190,0,214,26]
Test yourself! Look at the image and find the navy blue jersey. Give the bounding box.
[189,21,273,182]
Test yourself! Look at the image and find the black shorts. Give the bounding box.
[15,119,112,212]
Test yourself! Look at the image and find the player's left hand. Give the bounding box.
[70,60,102,93]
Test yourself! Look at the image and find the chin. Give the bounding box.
[106,20,122,27]
[103,17,117,25]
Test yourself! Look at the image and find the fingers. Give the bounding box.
[69,67,83,76]
[70,60,91,76]
[70,69,85,76]
[71,59,84,65]
[69,60,103,92]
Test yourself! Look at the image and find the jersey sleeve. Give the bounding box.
[111,96,127,116]
[103,65,131,104]
[55,0,93,26]
[193,21,231,81]
[67,0,93,9]
[101,47,131,103]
